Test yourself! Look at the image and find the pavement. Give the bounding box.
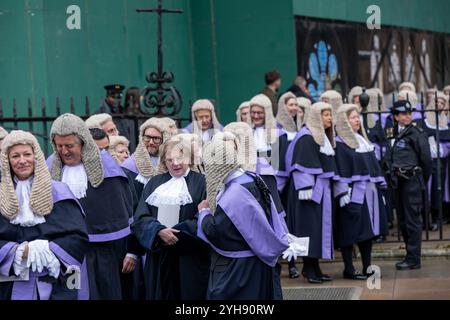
[281,257,450,300]
[281,225,450,300]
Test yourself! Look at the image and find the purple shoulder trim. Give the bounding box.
[182,123,193,133]
[101,150,127,179]
[51,180,86,216]
[46,154,55,171]
[121,154,138,174]
[285,127,312,173]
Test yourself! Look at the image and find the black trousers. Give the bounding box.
[394,175,424,264]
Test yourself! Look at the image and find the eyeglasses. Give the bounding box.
[165,156,186,164]
[143,135,163,144]
[251,111,265,116]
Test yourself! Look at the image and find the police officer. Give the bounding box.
[384,100,432,270]
[98,84,126,114]
[97,84,138,152]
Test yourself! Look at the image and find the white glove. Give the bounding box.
[26,240,60,278]
[298,189,313,200]
[339,188,352,207]
[46,254,61,279]
[27,240,48,273]
[282,246,297,261]
[340,194,351,207]
[282,233,309,260]
[13,242,29,278]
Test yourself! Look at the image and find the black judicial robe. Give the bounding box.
[131,170,210,300]
[122,155,147,202]
[198,173,288,300]
[285,128,337,260]
[334,137,386,247]
[118,156,148,300]
[47,151,135,300]
[276,131,296,210]
[415,119,450,212]
[0,181,89,300]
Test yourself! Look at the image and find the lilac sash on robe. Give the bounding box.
[198,178,288,267]
[121,154,138,175]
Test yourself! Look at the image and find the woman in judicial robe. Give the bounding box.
[197,132,289,300]
[334,105,387,279]
[131,135,210,300]
[246,94,285,211]
[275,92,307,192]
[275,92,310,279]
[0,131,89,300]
[284,102,338,283]
[417,92,450,230]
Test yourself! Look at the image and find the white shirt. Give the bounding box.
[320,134,335,156]
[202,129,213,143]
[150,156,159,168]
[285,130,297,142]
[253,126,271,152]
[62,163,88,199]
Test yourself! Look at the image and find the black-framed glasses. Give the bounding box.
[143,135,163,144]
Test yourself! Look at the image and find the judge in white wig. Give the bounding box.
[121,117,175,199]
[0,130,88,300]
[132,134,210,300]
[334,104,387,280]
[197,131,289,299]
[108,135,130,164]
[182,99,223,143]
[47,113,137,300]
[236,101,251,123]
[85,113,119,136]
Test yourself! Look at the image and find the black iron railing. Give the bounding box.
[0,97,191,156]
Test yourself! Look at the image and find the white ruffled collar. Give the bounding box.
[354,132,374,153]
[320,134,335,156]
[62,163,88,199]
[10,176,46,227]
[146,169,192,206]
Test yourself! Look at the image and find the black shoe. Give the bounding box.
[343,270,367,280]
[301,271,323,284]
[303,275,323,284]
[289,267,300,279]
[395,261,421,270]
[364,270,382,278]
[318,274,333,282]
[375,236,386,243]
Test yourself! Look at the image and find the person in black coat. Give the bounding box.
[384,100,432,270]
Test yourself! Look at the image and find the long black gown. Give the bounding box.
[131,170,210,300]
